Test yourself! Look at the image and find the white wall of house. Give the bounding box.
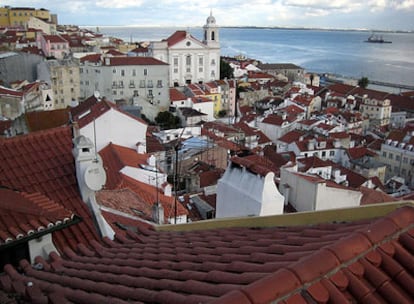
[120,166,167,189]
[193,100,215,121]
[314,183,361,210]
[80,58,170,120]
[79,107,147,152]
[216,164,284,218]
[280,167,362,212]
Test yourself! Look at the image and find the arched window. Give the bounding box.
[211,31,215,41]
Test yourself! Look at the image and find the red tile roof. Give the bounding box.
[25,109,70,132]
[0,188,75,244]
[1,204,413,303]
[199,170,223,188]
[262,114,285,126]
[359,187,398,205]
[169,88,187,102]
[0,126,101,252]
[230,155,273,177]
[119,175,188,220]
[347,146,377,160]
[71,98,147,129]
[278,129,306,143]
[79,53,101,63]
[329,131,350,139]
[164,30,199,47]
[98,143,187,222]
[104,56,168,66]
[42,35,68,44]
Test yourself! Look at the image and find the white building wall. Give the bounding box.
[280,167,362,212]
[79,108,147,152]
[120,166,167,189]
[315,183,361,210]
[80,59,170,119]
[216,165,284,218]
[193,101,215,121]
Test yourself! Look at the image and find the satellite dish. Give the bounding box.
[94,91,100,99]
[84,162,106,191]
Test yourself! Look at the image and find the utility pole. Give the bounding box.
[174,143,179,224]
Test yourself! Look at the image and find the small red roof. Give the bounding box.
[80,53,101,63]
[230,155,273,177]
[347,146,377,160]
[169,88,187,102]
[278,129,306,143]
[42,34,68,44]
[104,56,168,66]
[71,98,147,128]
[164,30,200,47]
[329,131,350,139]
[359,187,398,205]
[25,109,70,132]
[262,114,285,126]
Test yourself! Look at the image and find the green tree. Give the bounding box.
[155,111,181,130]
[358,77,369,89]
[220,58,234,79]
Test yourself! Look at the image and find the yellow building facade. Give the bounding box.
[0,6,50,27]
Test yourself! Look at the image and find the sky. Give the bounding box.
[4,0,414,31]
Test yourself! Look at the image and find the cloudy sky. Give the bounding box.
[5,0,414,30]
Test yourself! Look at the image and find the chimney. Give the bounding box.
[73,135,115,239]
[152,202,164,224]
[283,183,290,206]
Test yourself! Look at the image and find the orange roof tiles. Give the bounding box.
[71,98,147,128]
[0,188,75,244]
[347,146,377,160]
[105,56,168,66]
[359,187,398,205]
[25,109,70,132]
[164,30,199,47]
[0,126,101,251]
[169,88,187,101]
[1,204,413,303]
[230,155,273,177]
[42,35,68,44]
[278,129,306,143]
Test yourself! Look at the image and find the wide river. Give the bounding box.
[90,26,414,88]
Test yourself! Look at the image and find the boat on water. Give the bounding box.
[365,33,392,43]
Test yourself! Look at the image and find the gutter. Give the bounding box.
[0,215,82,252]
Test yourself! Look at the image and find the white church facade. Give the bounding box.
[149,12,221,87]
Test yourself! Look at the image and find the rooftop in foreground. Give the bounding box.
[1,201,413,303]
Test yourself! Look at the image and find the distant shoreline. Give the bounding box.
[80,25,413,34]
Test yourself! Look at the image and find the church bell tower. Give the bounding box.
[203,10,219,48]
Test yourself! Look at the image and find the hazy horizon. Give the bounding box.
[4,1,414,32]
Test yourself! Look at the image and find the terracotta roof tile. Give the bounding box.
[0,126,100,251]
[25,109,70,132]
[2,204,413,303]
